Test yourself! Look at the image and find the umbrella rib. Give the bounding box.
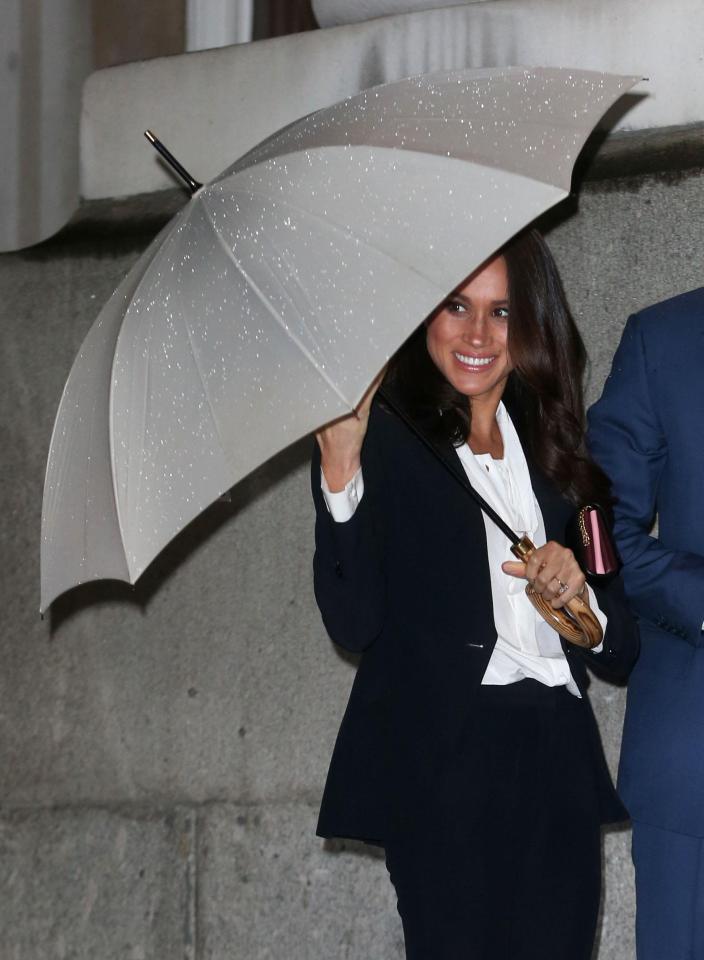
[208,181,448,291]
[201,203,358,411]
[173,277,230,465]
[108,211,192,571]
[265,241,327,352]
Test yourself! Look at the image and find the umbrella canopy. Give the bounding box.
[40,66,639,612]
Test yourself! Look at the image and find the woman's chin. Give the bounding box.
[448,377,508,403]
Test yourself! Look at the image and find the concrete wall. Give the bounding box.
[2,155,703,958]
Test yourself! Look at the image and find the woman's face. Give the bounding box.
[426,254,512,406]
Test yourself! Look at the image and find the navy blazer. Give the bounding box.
[314,395,639,844]
[588,288,704,836]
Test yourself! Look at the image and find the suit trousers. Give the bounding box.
[383,680,603,960]
[633,820,704,960]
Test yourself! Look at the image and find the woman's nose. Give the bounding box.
[462,314,488,344]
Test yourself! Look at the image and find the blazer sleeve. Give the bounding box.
[577,574,640,681]
[588,314,704,647]
[311,430,386,654]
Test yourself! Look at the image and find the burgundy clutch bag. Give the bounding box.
[569,503,621,582]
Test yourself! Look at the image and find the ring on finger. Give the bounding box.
[556,579,570,595]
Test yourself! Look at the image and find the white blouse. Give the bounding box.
[321,402,606,696]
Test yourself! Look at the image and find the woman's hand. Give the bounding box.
[315,370,385,492]
[502,541,589,609]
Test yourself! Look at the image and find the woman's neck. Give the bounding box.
[468,395,504,458]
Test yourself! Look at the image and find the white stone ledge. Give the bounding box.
[312,0,493,27]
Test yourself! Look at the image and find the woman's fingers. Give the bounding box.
[355,367,386,418]
[316,415,365,491]
[315,368,387,492]
[501,542,586,609]
[315,367,386,447]
[501,561,526,578]
[550,575,588,610]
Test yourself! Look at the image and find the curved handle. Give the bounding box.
[524,586,603,649]
[512,536,603,649]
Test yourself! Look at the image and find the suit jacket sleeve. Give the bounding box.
[578,575,640,680]
[588,314,704,647]
[311,428,386,654]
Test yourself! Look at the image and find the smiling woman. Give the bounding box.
[425,255,512,455]
[311,227,640,960]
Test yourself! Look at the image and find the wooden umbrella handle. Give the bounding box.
[512,537,603,650]
[524,585,603,648]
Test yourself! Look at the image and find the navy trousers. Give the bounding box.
[633,820,704,960]
[383,680,605,960]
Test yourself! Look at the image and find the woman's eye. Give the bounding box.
[445,300,466,314]
[493,306,509,319]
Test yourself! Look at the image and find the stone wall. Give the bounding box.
[2,157,703,958]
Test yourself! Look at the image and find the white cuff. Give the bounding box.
[585,584,607,654]
[321,467,364,522]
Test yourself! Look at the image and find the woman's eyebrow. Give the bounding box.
[449,292,509,305]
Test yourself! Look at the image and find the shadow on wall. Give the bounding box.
[47,436,312,634]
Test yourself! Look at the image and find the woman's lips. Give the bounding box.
[453,351,497,370]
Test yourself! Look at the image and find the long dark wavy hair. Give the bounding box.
[383,228,611,508]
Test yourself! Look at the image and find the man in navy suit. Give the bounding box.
[588,288,704,960]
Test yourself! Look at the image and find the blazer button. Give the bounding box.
[334,561,343,578]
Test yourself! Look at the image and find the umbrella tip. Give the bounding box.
[143,128,203,195]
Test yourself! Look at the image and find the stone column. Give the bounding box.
[0,0,92,253]
[186,0,253,50]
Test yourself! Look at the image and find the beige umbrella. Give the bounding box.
[40,65,639,612]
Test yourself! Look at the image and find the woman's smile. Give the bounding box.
[453,351,498,369]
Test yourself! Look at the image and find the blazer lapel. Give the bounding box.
[523,454,572,544]
[380,382,571,546]
[503,387,572,544]
[379,384,483,504]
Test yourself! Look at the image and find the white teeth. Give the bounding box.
[454,352,495,367]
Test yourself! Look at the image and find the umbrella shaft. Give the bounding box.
[377,386,520,546]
